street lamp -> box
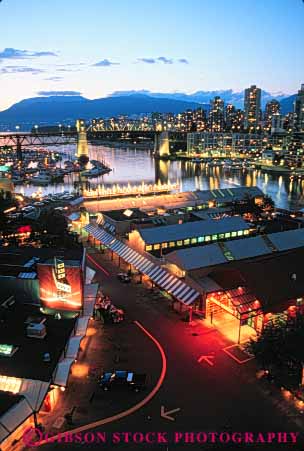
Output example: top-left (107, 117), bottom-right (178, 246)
top-left (34, 125), bottom-right (38, 133)
top-left (15, 125), bottom-right (20, 132)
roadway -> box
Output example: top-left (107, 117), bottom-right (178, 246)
top-left (39, 247), bottom-right (303, 451)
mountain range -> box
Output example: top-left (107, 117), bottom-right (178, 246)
top-left (0, 90), bottom-right (296, 130)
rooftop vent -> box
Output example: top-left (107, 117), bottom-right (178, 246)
top-left (26, 322), bottom-right (47, 339)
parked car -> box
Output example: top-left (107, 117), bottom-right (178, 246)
top-left (98, 370), bottom-right (147, 392)
top-left (117, 272), bottom-right (131, 283)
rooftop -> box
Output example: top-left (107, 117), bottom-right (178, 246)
top-left (101, 208), bottom-right (150, 222)
top-left (84, 186), bottom-right (264, 214)
top-left (0, 247), bottom-right (83, 278)
top-left (166, 228), bottom-right (304, 271)
top-left (0, 301), bottom-right (77, 381)
top-left (138, 216), bottom-right (250, 245)
top-left (209, 247), bottom-right (304, 312)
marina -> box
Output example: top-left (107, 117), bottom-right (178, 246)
top-left (4, 144), bottom-right (303, 210)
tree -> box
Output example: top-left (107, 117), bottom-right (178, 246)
top-left (248, 312), bottom-right (304, 388)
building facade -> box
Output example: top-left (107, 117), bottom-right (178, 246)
top-left (294, 84), bottom-right (304, 132)
top-left (244, 85), bottom-right (261, 131)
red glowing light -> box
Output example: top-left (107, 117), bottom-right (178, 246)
top-left (17, 225), bottom-right (31, 234)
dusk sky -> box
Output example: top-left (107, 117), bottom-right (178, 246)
top-left (0, 0), bottom-right (303, 110)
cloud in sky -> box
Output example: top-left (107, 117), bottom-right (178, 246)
top-left (93, 59), bottom-right (120, 67)
top-left (37, 90), bottom-right (81, 96)
top-left (44, 76), bottom-right (63, 81)
top-left (157, 56), bottom-right (173, 64)
top-left (0, 48), bottom-right (58, 60)
top-left (137, 57), bottom-right (188, 65)
top-left (178, 58), bottom-right (189, 64)
top-left (137, 58), bottom-right (156, 64)
top-left (0, 66), bottom-right (45, 74)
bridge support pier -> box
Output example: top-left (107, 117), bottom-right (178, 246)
top-left (154, 131), bottom-right (170, 158)
top-left (76, 119), bottom-right (89, 163)
top-left (16, 136), bottom-right (22, 161)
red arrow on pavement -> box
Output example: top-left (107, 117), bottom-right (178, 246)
top-left (197, 355), bottom-right (215, 366)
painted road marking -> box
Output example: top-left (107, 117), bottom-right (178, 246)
top-left (37, 320), bottom-right (167, 446)
top-left (222, 344), bottom-right (254, 364)
top-left (161, 406), bottom-right (181, 421)
top-left (197, 355), bottom-right (215, 366)
top-left (87, 254), bottom-right (110, 276)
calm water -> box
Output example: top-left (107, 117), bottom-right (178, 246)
top-left (15, 143), bottom-right (304, 210)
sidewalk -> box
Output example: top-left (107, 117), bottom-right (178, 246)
top-left (39, 314), bottom-right (161, 436)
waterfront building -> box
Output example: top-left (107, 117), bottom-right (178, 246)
top-left (244, 85), bottom-right (261, 131)
top-left (128, 216), bottom-right (251, 257)
top-left (187, 131), bottom-right (264, 156)
top-left (165, 228), bottom-right (304, 342)
top-left (294, 84), bottom-right (304, 132)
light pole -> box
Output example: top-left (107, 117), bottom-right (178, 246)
top-left (34, 124), bottom-right (38, 133)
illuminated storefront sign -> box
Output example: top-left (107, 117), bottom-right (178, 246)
top-left (37, 259), bottom-right (83, 311)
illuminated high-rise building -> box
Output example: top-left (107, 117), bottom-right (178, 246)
top-left (244, 85), bottom-right (261, 131)
top-left (264, 99), bottom-right (280, 132)
top-left (294, 84), bottom-right (304, 132)
top-left (209, 96), bottom-right (225, 132)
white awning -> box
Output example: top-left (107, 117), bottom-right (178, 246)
top-left (85, 267), bottom-right (96, 284)
top-left (0, 398), bottom-right (33, 433)
top-left (53, 358), bottom-right (74, 387)
top-left (66, 336), bottom-right (84, 360)
top-left (75, 316), bottom-right (90, 336)
top-left (83, 283), bottom-right (99, 316)
top-left (19, 380), bottom-right (50, 411)
top-left (84, 224), bottom-right (200, 306)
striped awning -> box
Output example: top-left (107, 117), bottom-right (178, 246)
top-left (84, 224), bottom-right (200, 306)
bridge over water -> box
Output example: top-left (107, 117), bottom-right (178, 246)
top-left (0, 124), bottom-right (187, 160)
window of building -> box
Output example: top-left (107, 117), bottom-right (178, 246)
top-left (198, 236), bottom-right (205, 243)
top-left (153, 244), bottom-right (160, 250)
top-left (177, 240), bottom-right (183, 246)
top-left (219, 233), bottom-right (225, 239)
top-left (184, 239), bottom-right (190, 245)
top-left (231, 231), bottom-right (237, 237)
top-left (225, 232), bottom-right (231, 238)
top-left (191, 238), bottom-right (197, 244)
top-left (237, 230), bottom-right (243, 236)
top-left (169, 241), bottom-right (175, 248)
top-left (146, 245), bottom-right (152, 252)
top-left (212, 234), bottom-right (218, 241)
top-left (244, 230), bottom-right (249, 235)
top-left (162, 242), bottom-right (168, 249)
top-left (205, 235), bottom-right (211, 242)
